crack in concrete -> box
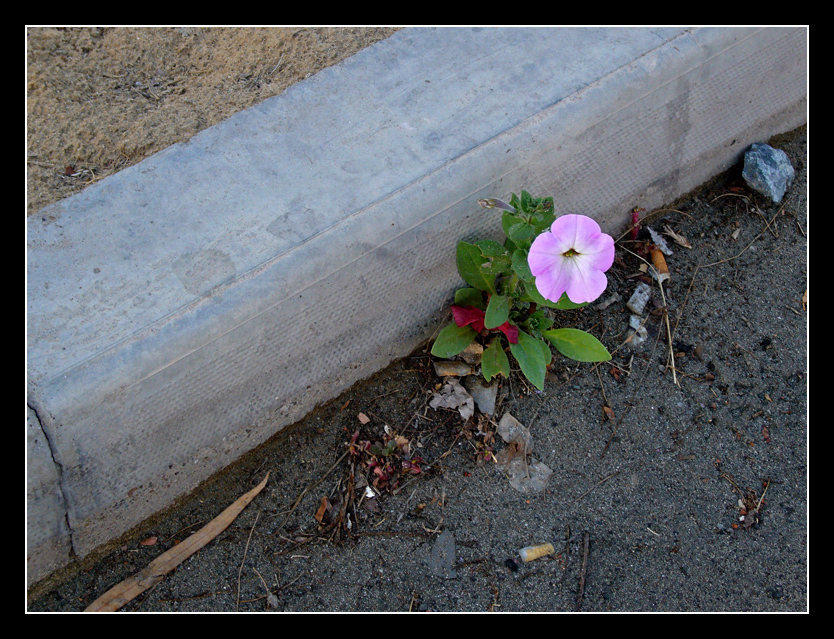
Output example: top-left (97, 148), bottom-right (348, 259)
top-left (27, 398), bottom-right (79, 560)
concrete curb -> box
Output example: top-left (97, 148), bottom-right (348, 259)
top-left (27, 26), bottom-right (807, 588)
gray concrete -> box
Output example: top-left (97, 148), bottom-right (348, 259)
top-left (26, 26), bottom-right (807, 588)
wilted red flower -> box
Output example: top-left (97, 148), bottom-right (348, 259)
top-left (451, 304), bottom-right (519, 344)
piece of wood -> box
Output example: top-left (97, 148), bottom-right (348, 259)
top-left (85, 472), bottom-right (270, 612)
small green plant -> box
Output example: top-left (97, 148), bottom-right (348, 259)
top-left (431, 191), bottom-right (614, 390)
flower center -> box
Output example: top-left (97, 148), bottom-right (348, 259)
top-left (562, 248), bottom-right (579, 258)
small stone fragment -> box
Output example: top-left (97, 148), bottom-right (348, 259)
top-left (429, 530), bottom-right (457, 579)
top-left (459, 341), bottom-right (484, 366)
top-left (497, 413), bottom-right (532, 452)
top-left (433, 360), bottom-right (473, 377)
top-left (626, 283), bottom-right (651, 314)
top-left (742, 142), bottom-right (795, 203)
top-left (595, 291), bottom-right (621, 310)
top-left (626, 315), bottom-right (648, 348)
top-left (463, 375), bottom-right (498, 415)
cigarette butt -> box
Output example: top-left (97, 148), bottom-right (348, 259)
top-left (650, 248), bottom-right (670, 283)
top-left (518, 543), bottom-right (555, 562)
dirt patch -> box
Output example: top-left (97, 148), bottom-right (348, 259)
top-left (26, 28), bottom-right (807, 611)
top-left (26, 27), bottom-right (400, 216)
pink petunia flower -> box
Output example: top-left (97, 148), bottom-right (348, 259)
top-left (528, 214), bottom-right (615, 304)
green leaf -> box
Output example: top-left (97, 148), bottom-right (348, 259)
top-left (454, 287), bottom-right (486, 310)
top-left (532, 210), bottom-right (556, 234)
top-left (484, 294), bottom-right (510, 329)
top-left (552, 293), bottom-right (588, 310)
top-left (541, 328), bottom-right (612, 362)
top-left (512, 249), bottom-right (534, 283)
top-left (527, 309), bottom-right (553, 332)
top-left (538, 337), bottom-right (553, 368)
top-left (519, 280), bottom-right (562, 308)
top-left (482, 337), bottom-right (510, 382)
top-left (456, 241), bottom-right (495, 293)
top-left (521, 282), bottom-right (588, 310)
top-left (431, 323), bottom-right (477, 359)
top-left (509, 330), bottom-right (547, 390)
top-left (475, 240), bottom-right (507, 257)
top-left (507, 222), bottom-right (536, 247)
top-left (502, 212), bottom-right (525, 238)
top-left (483, 253), bottom-right (512, 281)
top-left (520, 190), bottom-right (533, 213)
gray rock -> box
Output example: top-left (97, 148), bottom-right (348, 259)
top-left (463, 375), bottom-right (498, 415)
top-left (626, 282), bottom-right (651, 314)
top-left (742, 142), bottom-right (795, 203)
top-left (429, 530), bottom-right (457, 579)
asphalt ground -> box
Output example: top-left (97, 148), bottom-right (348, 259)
top-left (28, 127), bottom-right (807, 612)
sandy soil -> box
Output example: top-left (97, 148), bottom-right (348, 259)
top-left (26, 27), bottom-right (400, 216)
top-left (26, 28), bottom-right (807, 612)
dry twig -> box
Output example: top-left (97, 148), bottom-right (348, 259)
top-left (575, 532), bottom-right (590, 611)
top-left (236, 511), bottom-right (261, 611)
top-left (85, 473), bottom-right (270, 612)
top-left (702, 206), bottom-right (783, 268)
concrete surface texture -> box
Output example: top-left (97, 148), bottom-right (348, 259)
top-left (26, 26), bottom-right (807, 589)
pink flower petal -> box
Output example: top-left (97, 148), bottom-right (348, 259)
top-left (527, 214), bottom-right (615, 304)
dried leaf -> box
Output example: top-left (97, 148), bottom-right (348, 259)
top-left (429, 377), bottom-right (474, 420)
top-left (84, 473), bottom-right (270, 612)
top-left (663, 225), bottom-right (692, 249)
top-left (394, 435), bottom-right (410, 454)
top-left (362, 497), bottom-right (380, 513)
top-left (602, 405), bottom-right (615, 422)
top-left (357, 412), bottom-right (371, 424)
top-left (139, 537), bottom-right (157, 546)
top-left (647, 227), bottom-right (673, 255)
top-left (314, 496), bottom-right (331, 524)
